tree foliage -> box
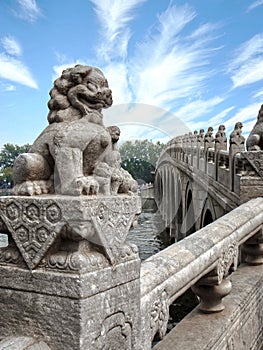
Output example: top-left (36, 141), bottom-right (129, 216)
top-left (119, 140), bottom-right (165, 183)
top-left (0, 143), bottom-right (31, 188)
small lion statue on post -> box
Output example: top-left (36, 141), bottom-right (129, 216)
top-left (13, 65), bottom-right (137, 196)
top-left (246, 104), bottom-right (263, 151)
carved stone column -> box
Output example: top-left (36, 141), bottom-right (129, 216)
top-left (0, 195), bottom-right (141, 350)
top-left (191, 243), bottom-right (238, 313)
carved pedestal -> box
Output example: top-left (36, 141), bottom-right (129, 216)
top-left (192, 278), bottom-right (232, 313)
top-left (0, 195), bottom-right (141, 350)
top-left (192, 243), bottom-right (237, 313)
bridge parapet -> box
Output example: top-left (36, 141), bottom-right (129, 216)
top-left (155, 104), bottom-right (263, 238)
top-left (140, 197), bottom-right (263, 349)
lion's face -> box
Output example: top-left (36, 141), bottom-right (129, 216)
top-left (47, 65), bottom-right (113, 124)
top-left (81, 69), bottom-right (113, 110)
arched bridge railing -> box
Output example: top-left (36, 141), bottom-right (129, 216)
top-left (155, 104), bottom-right (263, 238)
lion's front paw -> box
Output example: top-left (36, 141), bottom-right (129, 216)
top-left (13, 179), bottom-right (54, 196)
top-left (75, 176), bottom-right (99, 195)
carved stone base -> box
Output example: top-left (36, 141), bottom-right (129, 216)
top-left (0, 195), bottom-right (141, 269)
top-left (0, 194), bottom-right (141, 349)
top-left (0, 254), bottom-right (141, 350)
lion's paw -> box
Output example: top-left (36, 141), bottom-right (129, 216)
top-left (13, 179), bottom-right (53, 196)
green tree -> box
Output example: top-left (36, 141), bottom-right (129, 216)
top-left (0, 143), bottom-right (31, 188)
top-left (119, 140), bottom-right (165, 183)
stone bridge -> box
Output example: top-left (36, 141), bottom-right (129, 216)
top-left (155, 118), bottom-right (263, 240)
top-left (0, 66), bottom-right (262, 350)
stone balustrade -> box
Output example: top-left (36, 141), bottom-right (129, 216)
top-left (158, 122), bottom-right (263, 203)
top-left (140, 197), bottom-right (263, 349)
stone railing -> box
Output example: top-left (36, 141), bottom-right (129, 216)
top-left (158, 121), bottom-right (263, 202)
top-left (140, 197), bottom-right (263, 349)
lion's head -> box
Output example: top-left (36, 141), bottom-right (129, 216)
top-left (47, 65), bottom-right (113, 124)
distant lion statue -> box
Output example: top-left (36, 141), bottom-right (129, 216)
top-left (246, 104), bottom-right (263, 151)
top-left (13, 65), bottom-right (137, 196)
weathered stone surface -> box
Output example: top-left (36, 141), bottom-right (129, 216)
top-left (229, 122), bottom-right (245, 155)
top-left (215, 125), bottom-right (227, 152)
top-left (153, 264), bottom-right (263, 350)
top-left (12, 65), bottom-right (137, 197)
top-left (0, 336), bottom-right (51, 350)
top-left (140, 198), bottom-right (263, 349)
top-left (0, 195), bottom-right (140, 269)
top-left (246, 103), bottom-right (263, 151)
top-left (204, 127), bottom-right (214, 151)
top-left (0, 265), bottom-right (141, 350)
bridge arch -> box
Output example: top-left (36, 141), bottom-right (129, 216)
top-left (200, 197), bottom-right (216, 228)
top-left (183, 181), bottom-right (196, 237)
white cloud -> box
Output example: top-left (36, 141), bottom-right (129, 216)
top-left (6, 84), bottom-right (16, 91)
top-left (208, 106), bottom-right (235, 127)
top-left (102, 63), bottom-right (132, 105)
top-left (88, 0), bottom-right (223, 123)
top-left (247, 0), bottom-right (263, 12)
top-left (223, 103), bottom-right (260, 133)
top-left (15, 0), bottom-right (42, 22)
top-left (229, 34), bottom-right (263, 88)
top-left (128, 4), bottom-right (221, 110)
top-left (1, 36), bottom-right (22, 56)
top-left (0, 53), bottom-right (38, 89)
top-left (90, 0), bottom-right (146, 61)
top-left (172, 97), bottom-right (224, 123)
top-left (253, 89), bottom-right (263, 99)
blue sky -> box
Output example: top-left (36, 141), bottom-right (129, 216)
top-left (0, 0), bottom-right (263, 148)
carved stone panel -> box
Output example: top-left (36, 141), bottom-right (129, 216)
top-left (150, 289), bottom-right (169, 340)
top-left (242, 151), bottom-right (263, 178)
top-left (93, 312), bottom-right (132, 350)
top-left (0, 199), bottom-right (63, 269)
top-left (0, 195), bottom-right (140, 269)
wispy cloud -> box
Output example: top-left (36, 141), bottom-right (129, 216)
top-left (0, 35), bottom-right (38, 89)
top-left (208, 106), bottom-right (235, 127)
top-left (88, 1), bottom-right (224, 139)
top-left (1, 36), bottom-right (22, 56)
top-left (0, 53), bottom-right (38, 89)
top-left (0, 82), bottom-right (16, 92)
top-left (247, 0), bottom-right (263, 12)
top-left (172, 97), bottom-right (224, 123)
top-left (228, 33), bottom-right (263, 88)
top-left (15, 0), bottom-right (42, 22)
top-left (223, 102), bottom-right (260, 133)
top-left (90, 0), bottom-right (146, 61)
top-left (253, 88), bottom-right (263, 99)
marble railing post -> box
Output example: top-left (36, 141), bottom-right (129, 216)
top-left (229, 122), bottom-right (245, 191)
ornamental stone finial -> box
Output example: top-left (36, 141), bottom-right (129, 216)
top-left (197, 129), bottom-right (205, 147)
top-left (229, 122), bottom-right (245, 155)
top-left (215, 125), bottom-right (227, 152)
top-left (246, 104), bottom-right (263, 151)
top-left (204, 127), bottom-right (214, 151)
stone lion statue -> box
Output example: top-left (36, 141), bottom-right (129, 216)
top-left (246, 104), bottom-right (263, 151)
top-left (13, 65), bottom-right (137, 196)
